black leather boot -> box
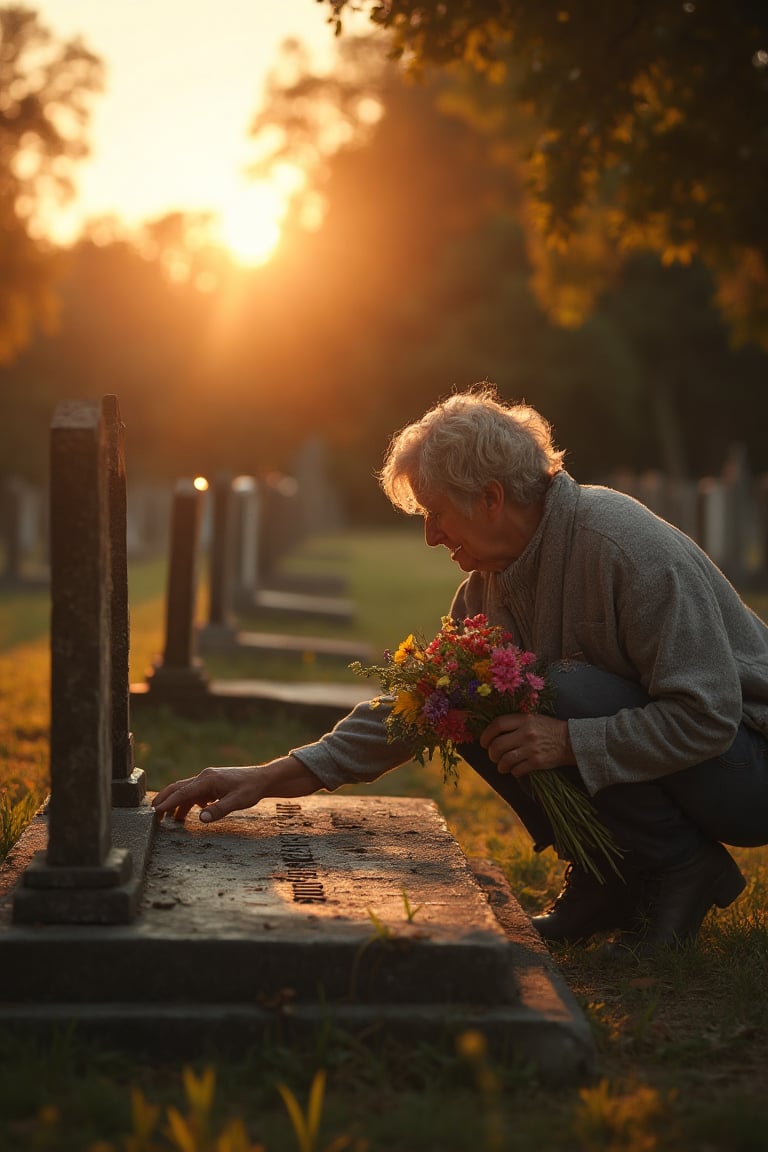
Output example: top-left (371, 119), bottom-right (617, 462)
top-left (603, 841), bottom-right (746, 961)
top-left (531, 863), bottom-right (644, 944)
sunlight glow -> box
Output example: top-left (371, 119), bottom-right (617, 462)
top-left (216, 181), bottom-right (286, 267)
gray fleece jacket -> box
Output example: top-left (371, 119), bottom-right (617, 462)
top-left (291, 471), bottom-right (768, 797)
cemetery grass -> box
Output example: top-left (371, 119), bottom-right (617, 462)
top-left (1, 530), bottom-right (768, 1150)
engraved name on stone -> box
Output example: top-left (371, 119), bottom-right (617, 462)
top-left (275, 801), bottom-right (326, 904)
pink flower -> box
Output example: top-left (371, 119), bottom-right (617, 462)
top-left (489, 646), bottom-right (523, 693)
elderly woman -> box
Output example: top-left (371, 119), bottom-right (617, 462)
top-left (153, 386), bottom-right (768, 958)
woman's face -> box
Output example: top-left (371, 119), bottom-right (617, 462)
top-left (419, 487), bottom-right (520, 572)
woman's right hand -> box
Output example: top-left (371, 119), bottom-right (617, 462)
top-left (151, 755), bottom-right (322, 824)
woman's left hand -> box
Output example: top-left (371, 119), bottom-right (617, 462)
top-left (479, 714), bottom-right (575, 776)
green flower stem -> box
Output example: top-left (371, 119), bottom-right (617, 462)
top-left (528, 770), bottom-right (624, 884)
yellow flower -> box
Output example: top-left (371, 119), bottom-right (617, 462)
top-left (476, 683), bottom-right (492, 696)
top-left (394, 634), bottom-right (421, 664)
top-left (436, 675), bottom-right (451, 688)
top-left (392, 690), bottom-right (423, 724)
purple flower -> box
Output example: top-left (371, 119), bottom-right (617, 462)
top-left (423, 692), bottom-right (450, 724)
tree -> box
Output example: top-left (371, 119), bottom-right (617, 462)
top-left (5, 30), bottom-right (767, 497)
top-left (243, 35), bottom-right (768, 494)
top-left (0, 5), bottom-right (102, 362)
top-left (322, 1), bottom-right (768, 346)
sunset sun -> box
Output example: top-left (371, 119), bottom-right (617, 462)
top-left (216, 181), bottom-right (286, 267)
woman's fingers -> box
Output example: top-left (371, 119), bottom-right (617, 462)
top-left (152, 767), bottom-right (255, 822)
top-left (480, 714), bottom-right (573, 775)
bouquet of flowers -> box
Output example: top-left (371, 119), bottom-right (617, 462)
top-left (351, 614), bottom-right (622, 883)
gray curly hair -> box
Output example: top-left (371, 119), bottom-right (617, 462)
top-left (379, 384), bottom-right (564, 514)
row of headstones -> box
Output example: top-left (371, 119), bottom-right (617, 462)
top-left (0, 474), bottom-right (171, 579)
top-left (605, 443), bottom-right (766, 587)
top-left (0, 473), bottom-right (309, 586)
top-left (0, 436), bottom-right (343, 588)
top-left (13, 397), bottom-right (148, 924)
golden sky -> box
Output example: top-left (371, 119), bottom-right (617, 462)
top-left (34, 0), bottom-right (360, 256)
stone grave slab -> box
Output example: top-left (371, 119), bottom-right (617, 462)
top-left (249, 587), bottom-right (357, 625)
top-left (0, 795), bottom-right (595, 1080)
top-left (197, 626), bottom-right (373, 666)
top-left (131, 676), bottom-right (371, 726)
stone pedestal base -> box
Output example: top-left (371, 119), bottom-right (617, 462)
top-left (112, 766), bottom-right (148, 808)
top-left (144, 660), bottom-right (210, 699)
top-left (7, 805), bottom-right (155, 926)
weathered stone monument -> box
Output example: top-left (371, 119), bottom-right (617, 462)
top-left (104, 396), bottom-right (147, 806)
top-left (10, 397), bottom-right (153, 925)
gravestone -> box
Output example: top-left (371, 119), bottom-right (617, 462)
top-left (126, 482), bottom-right (172, 560)
top-left (636, 470), bottom-right (668, 520)
top-left (197, 470), bottom-right (240, 648)
top-left (696, 477), bottom-right (728, 570)
top-left (292, 436), bottom-right (343, 537)
top-left (664, 476), bottom-right (698, 540)
top-left (0, 475), bottom-right (48, 587)
top-left (721, 442), bottom-right (754, 585)
top-left (0, 796), bottom-right (596, 1079)
top-left (144, 478), bottom-right (210, 699)
top-left (230, 474), bottom-right (260, 611)
top-left (754, 474), bottom-right (768, 585)
top-left (12, 400), bottom-right (152, 925)
top-left (1, 475), bottom-right (23, 583)
top-left (206, 469), bottom-right (236, 636)
top-left (103, 396), bottom-right (147, 806)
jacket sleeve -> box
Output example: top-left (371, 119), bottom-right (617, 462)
top-left (569, 550), bottom-right (743, 795)
top-left (289, 698), bottom-right (413, 791)
top-left (291, 576), bottom-right (473, 791)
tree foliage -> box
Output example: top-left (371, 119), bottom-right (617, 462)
top-left (323, 0), bottom-right (768, 345)
top-left (2, 31), bottom-right (767, 504)
top-left (0, 5), bottom-right (102, 362)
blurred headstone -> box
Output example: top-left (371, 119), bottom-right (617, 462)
top-left (0, 476), bottom-right (48, 585)
top-left (0, 475), bottom-right (23, 582)
top-left (292, 436), bottom-right (343, 536)
top-left (126, 483), bottom-right (172, 560)
top-left (258, 472), bottom-right (302, 587)
top-left (721, 442), bottom-right (753, 585)
top-left (696, 478), bottom-right (728, 569)
top-left (636, 470), bottom-right (668, 520)
top-left (206, 470), bottom-right (236, 635)
top-left (664, 477), bottom-right (698, 538)
top-left (145, 478), bottom-right (209, 699)
top-left (231, 475), bottom-right (260, 609)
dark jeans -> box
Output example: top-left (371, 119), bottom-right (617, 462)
top-left (459, 663), bottom-right (768, 873)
